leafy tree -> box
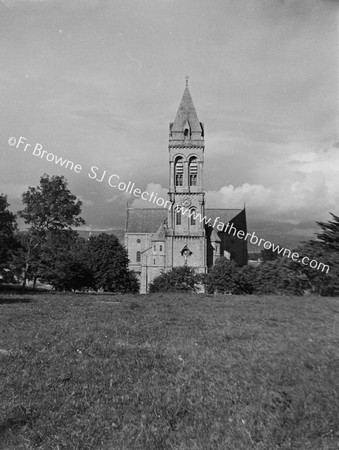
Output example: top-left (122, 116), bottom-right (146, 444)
top-left (289, 212), bottom-right (339, 296)
top-left (86, 233), bottom-right (139, 293)
top-left (243, 258), bottom-right (309, 296)
top-left (294, 241), bottom-right (339, 296)
top-left (19, 174), bottom-right (85, 233)
top-left (0, 194), bottom-right (18, 280)
top-left (315, 213), bottom-right (339, 251)
top-left (18, 174), bottom-right (85, 287)
top-left (10, 231), bottom-right (41, 285)
top-left (206, 258), bottom-right (252, 294)
top-left (149, 266), bottom-right (201, 293)
top-left (38, 230), bottom-right (94, 291)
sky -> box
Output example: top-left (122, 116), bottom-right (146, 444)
top-left (0, 0), bottom-right (338, 250)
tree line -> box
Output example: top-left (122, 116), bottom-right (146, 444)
top-left (149, 215), bottom-right (339, 296)
top-left (1, 173), bottom-right (338, 296)
top-left (0, 174), bottom-right (139, 292)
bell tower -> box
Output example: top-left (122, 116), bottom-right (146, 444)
top-left (165, 79), bottom-right (207, 271)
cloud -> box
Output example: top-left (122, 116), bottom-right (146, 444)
top-left (128, 140), bottom-right (339, 239)
top-left (77, 196), bottom-right (94, 207)
top-left (206, 141), bottom-right (339, 227)
top-left (1, 0), bottom-right (52, 7)
top-left (1, 0), bottom-right (99, 7)
top-left (0, 0), bottom-right (337, 244)
top-left (0, 182), bottom-right (29, 200)
top-left (131, 183), bottom-right (168, 209)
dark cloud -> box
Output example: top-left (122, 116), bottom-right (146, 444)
top-left (0, 0), bottom-right (337, 248)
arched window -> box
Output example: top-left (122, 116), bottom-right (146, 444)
top-left (189, 157), bottom-right (198, 186)
top-left (175, 157), bottom-right (184, 186)
top-left (176, 207), bottom-right (182, 225)
top-left (190, 209), bottom-right (196, 226)
top-left (136, 251), bottom-right (141, 263)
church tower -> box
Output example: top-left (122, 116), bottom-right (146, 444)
top-left (165, 79), bottom-right (207, 272)
top-left (125, 80), bottom-right (248, 293)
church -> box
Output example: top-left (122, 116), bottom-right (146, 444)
top-left (125, 82), bottom-right (248, 293)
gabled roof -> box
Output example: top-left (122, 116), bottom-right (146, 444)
top-left (171, 86), bottom-right (202, 133)
top-left (152, 222), bottom-right (166, 242)
top-left (126, 208), bottom-right (167, 234)
top-left (210, 228), bottom-right (221, 242)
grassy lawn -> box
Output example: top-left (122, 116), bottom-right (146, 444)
top-left (0, 292), bottom-right (339, 450)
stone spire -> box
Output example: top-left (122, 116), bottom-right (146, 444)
top-left (171, 85), bottom-right (202, 133)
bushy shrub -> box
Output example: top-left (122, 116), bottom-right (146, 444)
top-left (86, 234), bottom-right (139, 293)
top-left (243, 259), bottom-right (310, 296)
top-left (206, 258), bottom-right (253, 294)
top-left (294, 242), bottom-right (339, 296)
top-left (205, 257), bottom-right (310, 296)
top-left (38, 230), bottom-right (94, 291)
top-left (149, 266), bottom-right (201, 293)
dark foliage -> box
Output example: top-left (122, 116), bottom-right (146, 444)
top-left (316, 213), bottom-right (339, 251)
top-left (38, 230), bottom-right (94, 291)
top-left (149, 266), bottom-right (201, 293)
top-left (18, 174), bottom-right (85, 233)
top-left (0, 194), bottom-right (18, 279)
top-left (206, 258), bottom-right (253, 294)
top-left (294, 241), bottom-right (339, 296)
top-left (85, 233), bottom-right (139, 293)
top-left (242, 259), bottom-right (310, 296)
top-left (17, 174), bottom-right (85, 287)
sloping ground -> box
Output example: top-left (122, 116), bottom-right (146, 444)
top-left (0, 293), bottom-right (338, 450)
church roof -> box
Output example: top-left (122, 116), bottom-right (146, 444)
top-left (171, 86), bottom-right (202, 133)
top-left (210, 228), bottom-right (221, 242)
top-left (126, 208), bottom-right (167, 233)
top-left (152, 222), bottom-right (166, 241)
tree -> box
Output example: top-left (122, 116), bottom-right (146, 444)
top-left (0, 194), bottom-right (18, 280)
top-left (315, 213), bottom-right (339, 251)
top-left (10, 231), bottom-right (41, 285)
top-left (295, 241), bottom-right (339, 296)
top-left (85, 233), bottom-right (139, 293)
top-left (38, 230), bottom-right (94, 291)
top-left (149, 266), bottom-right (201, 293)
top-left (18, 174), bottom-right (85, 287)
top-left (206, 258), bottom-right (252, 294)
top-left (243, 258), bottom-right (309, 296)
top-left (19, 174), bottom-right (85, 233)
top-left (290, 212), bottom-right (339, 296)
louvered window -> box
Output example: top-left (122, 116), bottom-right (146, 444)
top-left (189, 157), bottom-right (198, 186)
top-left (175, 157), bottom-right (183, 186)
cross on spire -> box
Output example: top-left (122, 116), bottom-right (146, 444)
top-left (185, 74), bottom-right (189, 87)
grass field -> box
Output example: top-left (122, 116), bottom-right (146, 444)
top-left (0, 292), bottom-right (339, 450)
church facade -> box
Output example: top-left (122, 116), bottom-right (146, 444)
top-left (125, 83), bottom-right (247, 293)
